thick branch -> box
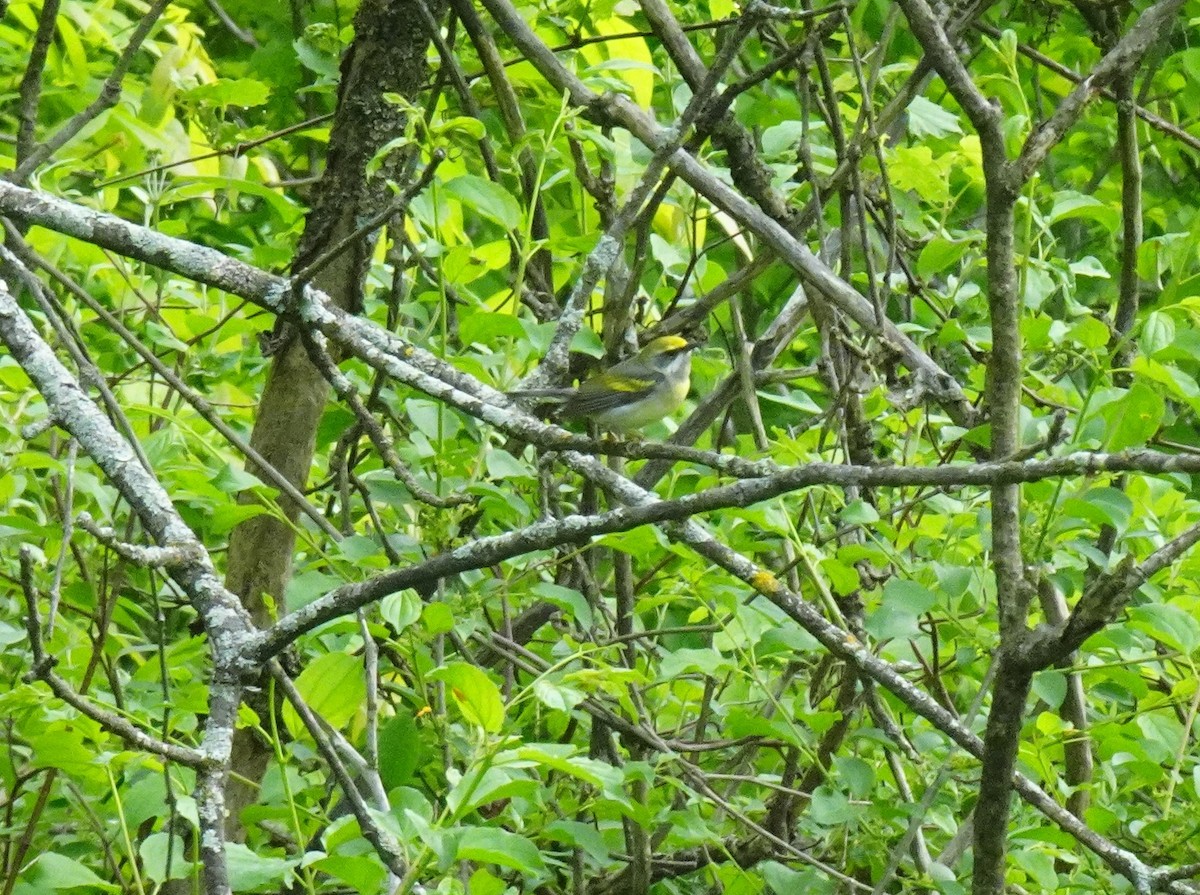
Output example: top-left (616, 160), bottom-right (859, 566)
top-left (1012, 0), bottom-right (1185, 185)
top-left (0, 279), bottom-right (254, 664)
top-left (894, 0), bottom-right (1004, 145)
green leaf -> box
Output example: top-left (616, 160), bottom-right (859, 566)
top-left (757, 389), bottom-right (822, 413)
top-left (569, 327), bottom-right (606, 358)
top-left (1068, 315), bottom-right (1111, 349)
top-left (1131, 358), bottom-right (1200, 409)
top-left (907, 95), bottom-right (963, 138)
top-left (444, 175), bottom-right (522, 229)
top-left (381, 589), bottom-right (423, 633)
top-left (422, 602), bottom-right (456, 635)
top-left (917, 237), bottom-right (970, 278)
top-left (24, 853), bottom-right (118, 890)
top-left (467, 868), bottom-right (508, 895)
top-left (516, 744), bottom-right (624, 792)
top-left (1129, 603), bottom-right (1200, 654)
top-left (27, 726), bottom-right (98, 779)
top-left (485, 449), bottom-right (532, 480)
top-left (531, 582), bottom-right (593, 627)
top-left (284, 571), bottom-right (340, 611)
top-left (1048, 191), bottom-right (1120, 231)
top-left (1100, 381), bottom-right (1164, 450)
top-left (448, 767), bottom-right (538, 815)
top-left (1013, 848), bottom-right (1059, 891)
top-left (761, 121), bottom-right (804, 159)
top-left (659, 647), bottom-right (735, 679)
top-left (429, 663), bottom-right (505, 733)
top-left (456, 827), bottom-right (546, 874)
top-left (762, 860), bottom-right (805, 894)
top-left (139, 833), bottom-right (191, 883)
top-left (866, 580), bottom-right (936, 642)
top-left (378, 712), bottom-right (421, 789)
top-left (1141, 310), bottom-right (1176, 356)
top-left (832, 755), bottom-right (875, 797)
top-left (1081, 487), bottom-right (1133, 531)
top-left (459, 310), bottom-right (526, 347)
top-left (840, 500), bottom-right (879, 524)
top-left (185, 78), bottom-right (271, 108)
top-left (309, 855), bottom-right (389, 894)
top-left (809, 785), bottom-right (857, 825)
top-left (406, 398), bottom-right (460, 440)
top-left (1069, 256), bottom-right (1111, 278)
top-left (433, 116), bottom-right (487, 140)
top-left (1032, 671), bottom-right (1067, 708)
top-left (533, 677), bottom-right (586, 711)
top-left (543, 820), bottom-right (611, 863)
top-left (283, 652), bottom-right (367, 739)
top-left (883, 579), bottom-right (937, 614)
top-left (889, 146), bottom-right (949, 202)
top-left (226, 842), bottom-right (298, 889)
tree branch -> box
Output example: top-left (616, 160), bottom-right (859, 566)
top-left (18, 547), bottom-right (207, 767)
top-left (1011, 0), bottom-right (1185, 186)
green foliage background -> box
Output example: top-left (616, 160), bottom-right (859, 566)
top-left (3, 0), bottom-right (1200, 893)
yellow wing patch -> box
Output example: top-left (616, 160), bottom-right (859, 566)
top-left (610, 377), bottom-right (654, 393)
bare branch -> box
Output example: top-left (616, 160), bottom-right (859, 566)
top-left (1012, 0), bottom-right (1186, 186)
top-left (18, 547), bottom-right (207, 768)
top-left (475, 0), bottom-right (978, 426)
top-left (10, 0), bottom-right (174, 183)
top-left (270, 663), bottom-right (408, 877)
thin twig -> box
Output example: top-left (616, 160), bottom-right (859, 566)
top-left (11, 0), bottom-right (174, 182)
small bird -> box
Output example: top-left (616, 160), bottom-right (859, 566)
top-left (510, 335), bottom-right (696, 432)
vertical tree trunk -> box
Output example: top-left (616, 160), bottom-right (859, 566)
top-left (221, 0), bottom-right (446, 840)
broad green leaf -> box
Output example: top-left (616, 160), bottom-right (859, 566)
top-left (226, 842), bottom-right (298, 889)
top-left (378, 712), bottom-right (421, 789)
top-left (1141, 310), bottom-right (1176, 356)
top-left (422, 602), bottom-right (456, 635)
top-left (907, 95), bottom-right (963, 137)
top-left (1013, 849), bottom-right (1059, 891)
top-left (283, 652), bottom-right (367, 739)
top-left (284, 571), bottom-right (340, 611)
top-left (309, 855), bottom-right (389, 894)
top-left (381, 589), bottom-right (423, 633)
top-left (543, 819), bottom-right (611, 863)
top-left (185, 78), bottom-right (271, 108)
top-left (1129, 603), bottom-right (1200, 654)
top-left (532, 677), bottom-right (586, 711)
top-left (447, 767), bottom-right (539, 816)
top-left (1100, 381), bottom-right (1164, 450)
top-left (889, 146), bottom-right (950, 202)
top-left (139, 833), bottom-right (191, 883)
top-left (1048, 191), bottom-right (1120, 230)
top-left (882, 579), bottom-right (937, 614)
top-left (444, 175), bottom-right (522, 230)
top-left (459, 310), bottom-right (526, 347)
top-left (456, 827), bottom-right (546, 874)
top-left (515, 744), bottom-right (624, 792)
top-left (23, 853), bottom-right (117, 891)
top-left (530, 582), bottom-right (593, 627)
top-left (809, 784), bottom-right (857, 825)
top-left (918, 237), bottom-right (970, 278)
top-left (467, 868), bottom-right (507, 895)
top-left (429, 663), bottom-right (505, 733)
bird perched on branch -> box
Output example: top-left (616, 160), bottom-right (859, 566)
top-left (510, 335), bottom-right (697, 432)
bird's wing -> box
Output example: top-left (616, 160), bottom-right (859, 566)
top-left (562, 370), bottom-right (662, 416)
